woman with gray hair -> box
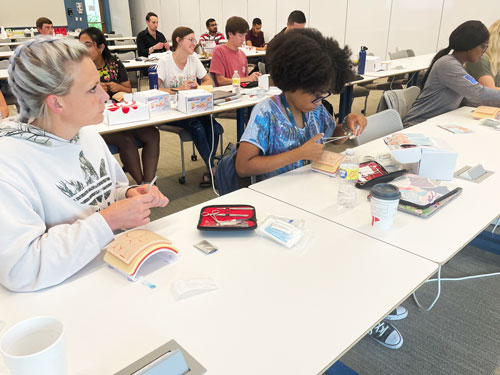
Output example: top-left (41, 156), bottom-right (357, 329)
top-left (0, 36), bottom-right (169, 292)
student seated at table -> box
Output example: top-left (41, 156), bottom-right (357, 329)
top-left (80, 27), bottom-right (161, 185)
top-left (157, 26), bottom-right (223, 187)
top-left (0, 91), bottom-right (8, 119)
top-left (36, 17), bottom-right (53, 36)
top-left (136, 12), bottom-right (170, 57)
top-left (403, 20), bottom-right (500, 127)
top-left (246, 18), bottom-right (267, 50)
top-left (0, 37), bottom-right (168, 292)
top-left (235, 29), bottom-right (409, 351)
top-left (466, 19), bottom-right (500, 89)
top-left (235, 28), bottom-right (366, 181)
top-left (272, 10), bottom-right (306, 41)
top-left (209, 16), bottom-right (261, 86)
top-left (199, 18), bottom-right (226, 45)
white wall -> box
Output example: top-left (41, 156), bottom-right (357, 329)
top-left (5, 0), bottom-right (500, 61)
top-left (0, 1), bottom-right (67, 28)
top-left (344, 0), bottom-right (392, 58)
top-left (109, 0), bottom-right (133, 36)
top-left (387, 0), bottom-right (443, 57)
top-left (438, 0), bottom-right (500, 50)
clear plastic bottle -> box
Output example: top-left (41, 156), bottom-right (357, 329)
top-left (232, 70), bottom-right (241, 94)
top-left (337, 148), bottom-right (359, 208)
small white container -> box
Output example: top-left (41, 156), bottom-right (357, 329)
top-left (133, 89), bottom-right (170, 116)
top-left (177, 89), bottom-right (213, 114)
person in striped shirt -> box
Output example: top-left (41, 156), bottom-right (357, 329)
top-left (199, 18), bottom-right (226, 45)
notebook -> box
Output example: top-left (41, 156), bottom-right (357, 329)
top-left (398, 187), bottom-right (462, 218)
top-left (391, 174), bottom-right (462, 209)
top-left (213, 90), bottom-right (236, 101)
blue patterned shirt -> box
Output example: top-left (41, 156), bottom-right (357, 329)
top-left (241, 96), bottom-right (336, 180)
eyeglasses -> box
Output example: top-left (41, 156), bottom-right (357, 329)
top-left (312, 91), bottom-right (331, 105)
top-left (481, 43), bottom-right (489, 53)
top-left (186, 37), bottom-right (196, 43)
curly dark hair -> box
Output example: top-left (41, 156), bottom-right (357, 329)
top-left (267, 28), bottom-right (353, 94)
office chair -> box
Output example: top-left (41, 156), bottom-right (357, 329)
top-left (376, 86), bottom-right (421, 119)
top-left (354, 109), bottom-right (403, 146)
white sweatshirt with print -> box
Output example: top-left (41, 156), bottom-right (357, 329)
top-left (0, 121), bottom-right (129, 292)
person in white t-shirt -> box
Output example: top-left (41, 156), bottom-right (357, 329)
top-left (158, 26), bottom-right (223, 187)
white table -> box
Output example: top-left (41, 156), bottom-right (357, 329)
top-left (0, 69), bottom-right (7, 81)
top-left (0, 51), bottom-right (13, 59)
top-left (109, 44), bottom-right (137, 52)
top-left (363, 53), bottom-right (434, 79)
top-left (0, 189), bottom-right (437, 375)
top-left (93, 85), bottom-right (278, 140)
top-left (0, 41), bottom-right (21, 47)
top-left (122, 59), bottom-right (156, 70)
top-left (249, 107), bottom-right (500, 264)
top-left (106, 36), bottom-right (136, 42)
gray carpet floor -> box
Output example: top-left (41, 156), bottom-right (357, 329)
top-left (338, 241), bottom-right (500, 375)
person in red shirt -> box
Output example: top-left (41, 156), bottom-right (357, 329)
top-left (209, 16), bottom-right (261, 86)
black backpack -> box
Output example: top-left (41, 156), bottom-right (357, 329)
top-left (215, 143), bottom-right (252, 195)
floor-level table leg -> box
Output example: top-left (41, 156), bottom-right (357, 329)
top-left (236, 107), bottom-right (245, 141)
top-left (338, 85), bottom-right (354, 123)
top-left (407, 70), bottom-right (420, 87)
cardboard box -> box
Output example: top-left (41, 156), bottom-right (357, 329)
top-left (364, 56), bottom-right (382, 72)
top-left (133, 89), bottom-right (170, 116)
top-left (388, 137), bottom-right (457, 181)
top-left (105, 101), bottom-right (150, 125)
top-left (177, 89), bottom-right (213, 114)
top-left (258, 74), bottom-right (270, 90)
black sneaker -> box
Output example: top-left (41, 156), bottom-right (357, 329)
top-left (368, 320), bottom-right (403, 349)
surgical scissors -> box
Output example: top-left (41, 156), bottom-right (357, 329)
top-left (202, 210), bottom-right (249, 227)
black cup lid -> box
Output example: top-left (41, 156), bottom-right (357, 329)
top-left (370, 183), bottom-right (401, 200)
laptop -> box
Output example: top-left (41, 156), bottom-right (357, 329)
top-left (213, 90), bottom-right (236, 101)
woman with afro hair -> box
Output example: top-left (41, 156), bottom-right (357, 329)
top-left (235, 28), bottom-right (367, 180)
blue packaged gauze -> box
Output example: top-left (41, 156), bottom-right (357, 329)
top-left (257, 216), bottom-right (305, 248)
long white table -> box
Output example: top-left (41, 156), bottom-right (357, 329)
top-left (338, 53), bottom-right (434, 122)
top-left (0, 188), bottom-right (437, 375)
top-left (0, 51), bottom-right (13, 59)
top-left (250, 107), bottom-right (500, 264)
top-left (363, 53), bottom-right (434, 79)
top-left (106, 36), bottom-right (136, 42)
top-left (109, 44), bottom-right (137, 51)
top-left (93, 85), bottom-right (277, 140)
top-left (0, 41), bottom-right (21, 47)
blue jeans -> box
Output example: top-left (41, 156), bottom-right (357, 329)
top-left (176, 115), bottom-right (222, 169)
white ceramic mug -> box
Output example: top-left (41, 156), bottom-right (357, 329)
top-left (0, 316), bottom-right (67, 375)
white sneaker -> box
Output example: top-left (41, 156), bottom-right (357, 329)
top-left (385, 305), bottom-right (408, 321)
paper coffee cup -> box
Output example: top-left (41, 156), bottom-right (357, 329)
top-left (370, 183), bottom-right (401, 230)
top-left (0, 316), bottom-right (67, 375)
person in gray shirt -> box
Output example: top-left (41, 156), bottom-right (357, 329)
top-left (404, 20), bottom-right (500, 127)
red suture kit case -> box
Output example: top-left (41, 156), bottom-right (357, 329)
top-left (197, 204), bottom-right (257, 231)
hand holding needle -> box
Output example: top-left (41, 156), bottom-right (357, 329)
top-left (146, 176), bottom-right (158, 193)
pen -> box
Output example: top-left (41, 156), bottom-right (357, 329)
top-left (146, 176), bottom-right (158, 193)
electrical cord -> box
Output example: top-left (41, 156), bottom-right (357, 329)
top-left (413, 265), bottom-right (500, 311)
top-left (209, 114), bottom-right (219, 197)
